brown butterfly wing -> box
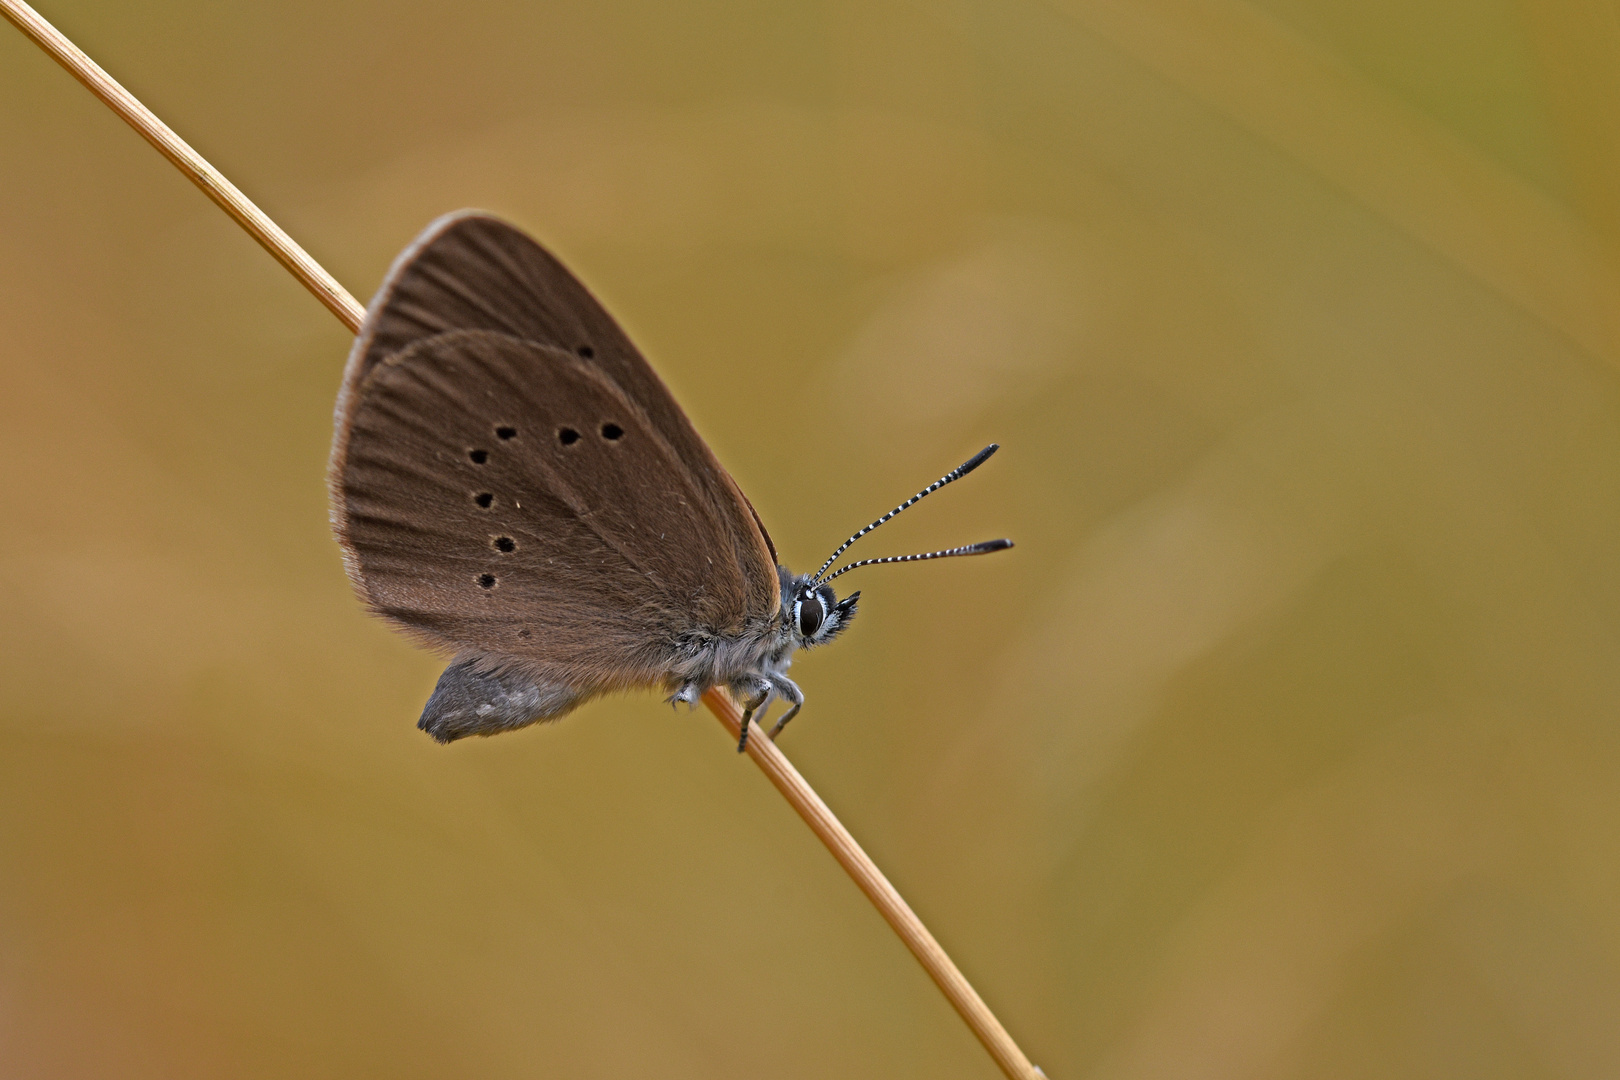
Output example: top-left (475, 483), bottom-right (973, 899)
top-left (332, 209), bottom-right (779, 578)
top-left (337, 328), bottom-right (768, 691)
top-left (329, 211), bottom-right (783, 692)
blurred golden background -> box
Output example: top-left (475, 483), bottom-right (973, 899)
top-left (4, 1), bottom-right (1620, 1077)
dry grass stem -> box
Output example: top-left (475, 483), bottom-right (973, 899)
top-left (705, 688), bottom-right (1044, 1079)
top-left (0, 0), bottom-right (365, 334)
top-left (1, 1), bottom-right (1044, 1075)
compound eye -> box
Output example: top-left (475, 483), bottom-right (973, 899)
top-left (797, 593), bottom-right (826, 637)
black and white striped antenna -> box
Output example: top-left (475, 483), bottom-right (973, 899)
top-left (813, 444), bottom-right (1003, 584)
top-left (821, 539), bottom-right (1014, 583)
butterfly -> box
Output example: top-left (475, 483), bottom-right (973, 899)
top-left (328, 211), bottom-right (1010, 751)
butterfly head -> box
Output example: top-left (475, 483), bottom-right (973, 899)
top-left (778, 445), bottom-right (1016, 652)
top-left (785, 574), bottom-right (859, 648)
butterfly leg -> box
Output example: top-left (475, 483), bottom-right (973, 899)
top-left (666, 680), bottom-right (700, 710)
top-left (766, 676), bottom-right (804, 741)
top-left (735, 678), bottom-right (774, 753)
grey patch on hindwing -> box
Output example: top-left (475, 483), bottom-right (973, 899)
top-left (419, 654), bottom-right (585, 742)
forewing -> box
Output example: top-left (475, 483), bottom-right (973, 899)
top-left (337, 329), bottom-right (762, 689)
top-left (332, 210), bottom-right (779, 610)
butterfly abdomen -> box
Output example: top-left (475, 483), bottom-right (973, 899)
top-left (418, 653), bottom-right (588, 742)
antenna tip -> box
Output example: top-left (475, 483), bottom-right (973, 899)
top-left (956, 443), bottom-right (1000, 478)
top-left (974, 538), bottom-right (1014, 553)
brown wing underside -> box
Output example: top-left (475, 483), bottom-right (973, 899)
top-left (329, 212), bottom-right (780, 685)
top-left (337, 211), bottom-right (776, 558)
top-left (341, 330), bottom-right (761, 687)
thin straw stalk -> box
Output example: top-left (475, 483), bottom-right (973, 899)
top-left (0, 0), bottom-right (365, 333)
top-left (707, 689), bottom-right (1043, 1079)
top-left (0, 3), bottom-right (1044, 1076)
